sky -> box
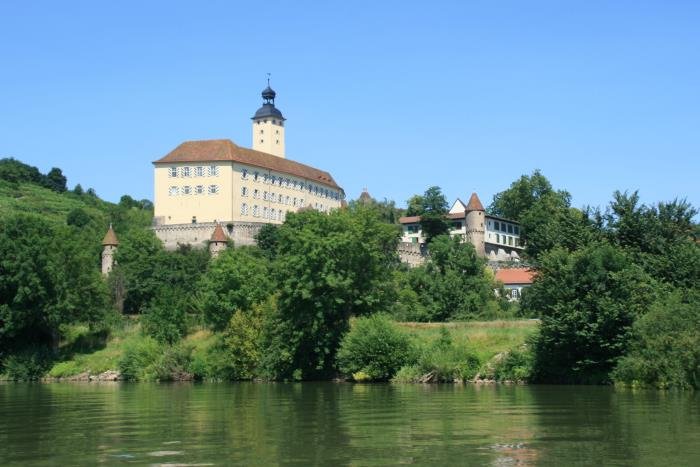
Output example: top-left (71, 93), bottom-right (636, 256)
top-left (1, 1), bottom-right (698, 212)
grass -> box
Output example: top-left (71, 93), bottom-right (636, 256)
top-left (398, 320), bottom-right (539, 362)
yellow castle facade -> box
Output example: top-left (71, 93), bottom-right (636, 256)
top-left (152, 84), bottom-right (344, 249)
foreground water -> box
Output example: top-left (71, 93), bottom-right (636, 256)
top-left (0, 383), bottom-right (698, 466)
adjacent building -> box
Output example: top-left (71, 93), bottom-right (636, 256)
top-left (152, 84), bottom-right (344, 249)
top-left (495, 268), bottom-right (535, 300)
top-left (398, 192), bottom-right (524, 263)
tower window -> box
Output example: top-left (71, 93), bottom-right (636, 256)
top-left (276, 140), bottom-right (279, 144)
top-left (168, 167), bottom-right (178, 178)
top-left (260, 139), bottom-right (264, 143)
top-left (260, 130), bottom-right (264, 134)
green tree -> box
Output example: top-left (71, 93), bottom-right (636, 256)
top-left (44, 168), bottom-right (67, 192)
top-left (418, 186), bottom-right (449, 243)
top-left (404, 235), bottom-right (496, 321)
top-left (613, 290), bottom-right (700, 389)
top-left (66, 208), bottom-right (92, 228)
top-left (255, 223), bottom-right (280, 259)
top-left (489, 169), bottom-right (571, 222)
top-left (0, 214), bottom-right (107, 353)
top-left (197, 247), bottom-right (273, 331)
top-left (523, 242), bottom-right (657, 384)
top-left (405, 194), bottom-right (424, 217)
top-left (260, 206), bottom-right (400, 380)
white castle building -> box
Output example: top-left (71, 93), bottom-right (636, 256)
top-left (398, 192), bottom-right (523, 265)
top-left (152, 84), bottom-right (344, 249)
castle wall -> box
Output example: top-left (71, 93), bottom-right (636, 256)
top-left (152, 221), bottom-right (264, 250)
top-left (397, 241), bottom-right (428, 267)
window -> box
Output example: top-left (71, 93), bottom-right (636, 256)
top-left (260, 129), bottom-right (264, 134)
top-left (241, 169), bottom-right (248, 179)
top-left (195, 185), bottom-right (204, 195)
top-left (182, 167), bottom-right (191, 177)
top-left (241, 186), bottom-right (248, 197)
top-left (501, 223), bottom-right (507, 232)
top-left (508, 224), bottom-right (513, 234)
top-left (208, 166), bottom-right (219, 177)
top-left (253, 205), bottom-right (259, 217)
top-left (192, 216), bottom-right (197, 224)
top-left (285, 178), bottom-right (290, 187)
top-left (494, 221), bottom-right (500, 231)
top-left (208, 185), bottom-right (219, 195)
top-left (300, 198), bottom-right (305, 207)
top-left (168, 186), bottom-right (178, 196)
top-left (260, 139), bottom-right (264, 143)
top-left (511, 289), bottom-right (520, 299)
top-left (271, 208), bottom-right (276, 220)
top-left (270, 175), bottom-right (276, 185)
top-left (293, 197), bottom-right (298, 207)
top-left (241, 203), bottom-right (248, 216)
top-left (182, 185), bottom-right (191, 195)
top-left (263, 174), bottom-right (269, 184)
top-left (263, 207), bottom-right (268, 219)
top-left (253, 189), bottom-right (259, 199)
top-left (168, 167), bottom-right (178, 178)
top-left (452, 222), bottom-right (463, 230)
top-left (514, 226), bottom-right (519, 235)
top-left (254, 171), bottom-right (259, 181)
top-left (195, 166), bottom-right (204, 177)
top-left (496, 234), bottom-right (500, 243)
top-left (278, 194), bottom-right (283, 203)
top-left (285, 195), bottom-right (290, 205)
top-left (276, 140), bottom-right (279, 144)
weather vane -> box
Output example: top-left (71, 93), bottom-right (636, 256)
top-left (267, 72), bottom-right (271, 86)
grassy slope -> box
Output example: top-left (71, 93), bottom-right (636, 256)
top-left (398, 320), bottom-right (538, 362)
top-left (47, 320), bottom-right (538, 378)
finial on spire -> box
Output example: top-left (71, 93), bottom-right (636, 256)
top-left (267, 72), bottom-right (271, 86)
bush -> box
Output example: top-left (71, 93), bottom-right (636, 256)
top-left (2, 346), bottom-right (54, 381)
top-left (141, 288), bottom-right (188, 344)
top-left (118, 337), bottom-right (161, 381)
top-left (144, 344), bottom-right (194, 382)
top-left (393, 328), bottom-right (481, 383)
top-left (490, 345), bottom-right (534, 382)
top-left (613, 291), bottom-right (700, 389)
top-left (337, 314), bottom-right (415, 381)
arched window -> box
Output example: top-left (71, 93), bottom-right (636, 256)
top-left (241, 203), bottom-right (248, 215)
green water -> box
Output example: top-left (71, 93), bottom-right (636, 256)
top-left (0, 383), bottom-right (698, 466)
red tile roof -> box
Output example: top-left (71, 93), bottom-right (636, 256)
top-left (210, 223), bottom-right (228, 243)
top-left (154, 139), bottom-right (341, 190)
top-left (102, 225), bottom-right (119, 246)
top-left (465, 192), bottom-right (485, 211)
top-left (495, 268), bottom-right (535, 285)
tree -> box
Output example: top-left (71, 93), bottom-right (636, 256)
top-left (523, 242), bottom-right (657, 384)
top-left (260, 206), bottom-right (400, 380)
top-left (73, 184), bottom-right (84, 196)
top-left (255, 223), bottom-right (280, 259)
top-left (403, 235), bottom-right (496, 321)
top-left (405, 194), bottom-right (424, 217)
top-left (44, 168), bottom-right (67, 192)
top-left (489, 169), bottom-right (571, 222)
top-left (66, 208), bottom-right (91, 228)
top-left (196, 247), bottom-right (273, 331)
top-left (418, 186), bottom-right (449, 243)
top-left (0, 214), bottom-right (107, 353)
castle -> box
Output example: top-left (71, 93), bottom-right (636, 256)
top-left (397, 193), bottom-right (523, 266)
top-left (150, 83), bottom-right (345, 249)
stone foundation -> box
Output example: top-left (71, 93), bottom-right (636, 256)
top-left (152, 221), bottom-right (265, 250)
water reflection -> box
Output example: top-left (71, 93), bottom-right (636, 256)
top-left (0, 382), bottom-right (698, 466)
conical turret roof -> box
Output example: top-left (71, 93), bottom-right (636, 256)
top-left (210, 223), bottom-right (228, 243)
top-left (465, 192), bottom-right (485, 212)
top-left (102, 224), bottom-right (119, 246)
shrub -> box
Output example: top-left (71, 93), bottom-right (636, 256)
top-left (393, 328), bottom-right (481, 383)
top-left (490, 345), bottom-right (534, 382)
top-left (2, 346), bottom-right (54, 381)
top-left (613, 291), bottom-right (700, 389)
top-left (118, 337), bottom-right (161, 381)
top-left (144, 344), bottom-right (194, 382)
top-left (141, 288), bottom-right (188, 344)
top-left (337, 314), bottom-right (415, 381)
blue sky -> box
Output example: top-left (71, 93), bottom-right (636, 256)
top-left (1, 1), bottom-right (698, 212)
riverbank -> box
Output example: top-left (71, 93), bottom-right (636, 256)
top-left (1, 319), bottom-right (539, 383)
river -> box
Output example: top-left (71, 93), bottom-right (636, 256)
top-left (1, 382), bottom-right (698, 465)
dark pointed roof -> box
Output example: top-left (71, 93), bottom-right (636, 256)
top-left (359, 188), bottom-right (372, 203)
top-left (253, 84), bottom-right (285, 120)
top-left (210, 223), bottom-right (227, 243)
top-left (465, 192), bottom-right (485, 212)
top-left (102, 225), bottom-right (119, 246)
